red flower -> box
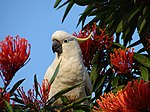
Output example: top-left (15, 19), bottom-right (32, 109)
top-left (110, 48), bottom-right (134, 74)
top-left (39, 79), bottom-right (51, 103)
top-left (17, 79), bottom-right (51, 110)
top-left (94, 80), bottom-right (150, 112)
top-left (73, 23), bottom-right (113, 68)
top-left (0, 35), bottom-right (31, 86)
top-left (0, 87), bottom-right (10, 110)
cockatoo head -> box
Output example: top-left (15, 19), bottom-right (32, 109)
top-left (51, 30), bottom-right (92, 56)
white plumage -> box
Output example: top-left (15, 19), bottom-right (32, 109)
top-left (44, 30), bottom-right (92, 104)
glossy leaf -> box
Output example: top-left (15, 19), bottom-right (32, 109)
top-left (11, 97), bottom-right (24, 104)
top-left (90, 64), bottom-right (99, 90)
top-left (111, 75), bottom-right (120, 88)
top-left (4, 99), bottom-right (13, 112)
top-left (61, 96), bottom-right (91, 111)
top-left (74, 110), bottom-right (86, 112)
top-left (62, 1), bottom-right (74, 23)
top-left (56, 1), bottom-right (69, 9)
top-left (139, 18), bottom-right (146, 34)
top-left (116, 20), bottom-right (124, 33)
top-left (90, 52), bottom-right (100, 86)
top-left (133, 53), bottom-right (150, 68)
top-left (54, 0), bottom-right (62, 8)
top-left (50, 60), bottom-right (61, 84)
top-left (60, 95), bottom-right (69, 105)
top-left (9, 78), bottom-right (25, 95)
top-left (77, 5), bottom-right (95, 27)
top-left (43, 105), bottom-right (62, 111)
top-left (140, 66), bottom-right (149, 81)
top-left (115, 33), bottom-right (121, 43)
top-left (34, 74), bottom-right (39, 98)
top-left (123, 21), bottom-right (136, 46)
top-left (112, 85), bottom-right (125, 93)
top-left (128, 7), bottom-right (140, 22)
top-left (127, 39), bottom-right (141, 48)
top-left (93, 71), bottom-right (107, 92)
top-left (47, 81), bottom-right (83, 104)
top-left (111, 42), bottom-right (126, 49)
top-left (137, 48), bottom-right (146, 53)
top-left (73, 0), bottom-right (90, 6)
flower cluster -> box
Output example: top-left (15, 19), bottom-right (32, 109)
top-left (0, 35), bottom-right (31, 86)
top-left (17, 79), bottom-right (51, 110)
top-left (0, 87), bottom-right (10, 109)
top-left (110, 48), bottom-right (134, 74)
top-left (94, 80), bottom-right (150, 112)
top-left (73, 23), bottom-right (113, 68)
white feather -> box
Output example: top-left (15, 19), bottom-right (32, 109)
top-left (44, 30), bottom-right (92, 104)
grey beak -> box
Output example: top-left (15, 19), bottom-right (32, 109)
top-left (52, 40), bottom-right (62, 54)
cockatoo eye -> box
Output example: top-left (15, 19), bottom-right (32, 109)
top-left (63, 39), bottom-right (68, 43)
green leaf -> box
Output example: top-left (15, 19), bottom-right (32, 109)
top-left (73, 0), bottom-right (90, 6)
top-left (90, 65), bottom-right (99, 89)
top-left (93, 72), bottom-right (107, 92)
top-left (133, 53), bottom-right (150, 68)
top-left (140, 66), bottom-right (149, 81)
top-left (74, 110), bottom-right (85, 112)
top-left (137, 48), bottom-right (146, 53)
top-left (4, 99), bottom-right (13, 112)
top-left (60, 95), bottom-right (69, 105)
top-left (143, 6), bottom-right (147, 15)
top-left (61, 96), bottom-right (91, 111)
top-left (111, 75), bottom-right (120, 88)
top-left (128, 7), bottom-right (140, 22)
top-left (105, 13), bottom-right (114, 24)
top-left (9, 78), bottom-right (25, 95)
top-left (112, 85), bottom-right (125, 93)
top-left (77, 5), bottom-right (95, 27)
top-left (62, 1), bottom-right (74, 23)
top-left (115, 33), bottom-right (121, 43)
top-left (116, 7), bottom-right (140, 34)
top-left (116, 20), bottom-right (123, 33)
top-left (139, 18), bottom-right (146, 34)
top-left (127, 39), bottom-right (141, 48)
top-left (47, 81), bottom-right (83, 104)
top-left (34, 74), bottom-right (39, 98)
top-left (50, 60), bottom-right (61, 84)
top-left (57, 1), bottom-right (69, 9)
top-left (54, 0), bottom-right (62, 8)
top-left (11, 98), bottom-right (24, 104)
top-left (111, 42), bottom-right (126, 49)
top-left (43, 105), bottom-right (62, 111)
top-left (90, 52), bottom-right (101, 91)
top-left (26, 103), bottom-right (38, 111)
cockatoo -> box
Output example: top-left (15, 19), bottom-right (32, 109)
top-left (44, 30), bottom-right (92, 104)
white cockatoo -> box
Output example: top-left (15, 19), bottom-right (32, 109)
top-left (44, 30), bottom-right (92, 104)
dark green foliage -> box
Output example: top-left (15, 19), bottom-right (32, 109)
top-left (53, 1), bottom-right (150, 109)
top-left (9, 78), bottom-right (25, 96)
top-left (54, 0), bottom-right (150, 51)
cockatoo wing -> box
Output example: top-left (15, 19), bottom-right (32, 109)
top-left (83, 69), bottom-right (92, 96)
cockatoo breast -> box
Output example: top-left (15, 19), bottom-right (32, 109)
top-left (56, 39), bottom-right (84, 84)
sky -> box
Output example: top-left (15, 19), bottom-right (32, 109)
top-left (0, 0), bottom-right (86, 90)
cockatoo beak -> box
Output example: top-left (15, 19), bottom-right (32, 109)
top-left (76, 32), bottom-right (93, 42)
top-left (52, 40), bottom-right (62, 54)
